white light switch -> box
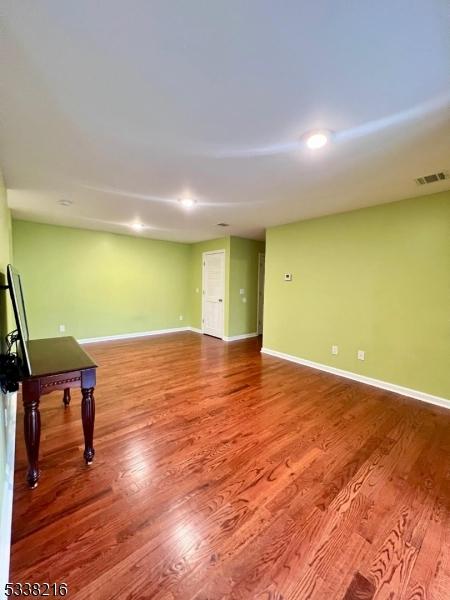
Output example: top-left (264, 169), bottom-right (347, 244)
top-left (357, 350), bottom-right (365, 361)
top-left (284, 273), bottom-right (293, 281)
top-left (240, 288), bottom-right (245, 295)
top-left (59, 324), bottom-right (66, 333)
top-left (179, 315), bottom-right (184, 321)
top-left (332, 345), bottom-right (338, 355)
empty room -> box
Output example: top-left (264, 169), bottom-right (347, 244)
top-left (0, 2), bottom-right (449, 599)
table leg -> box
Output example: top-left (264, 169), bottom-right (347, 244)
top-left (63, 388), bottom-right (71, 407)
top-left (22, 380), bottom-right (41, 489)
top-left (81, 387), bottom-right (95, 464)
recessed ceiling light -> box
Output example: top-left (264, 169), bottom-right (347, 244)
top-left (303, 130), bottom-right (332, 150)
top-left (131, 222), bottom-right (145, 232)
top-left (57, 199), bottom-right (73, 206)
top-left (179, 197), bottom-right (196, 209)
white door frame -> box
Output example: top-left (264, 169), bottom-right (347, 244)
top-left (202, 250), bottom-right (226, 339)
top-left (256, 252), bottom-right (265, 335)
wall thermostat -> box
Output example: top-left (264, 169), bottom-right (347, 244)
top-left (284, 273), bottom-right (293, 281)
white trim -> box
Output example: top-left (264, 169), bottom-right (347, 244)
top-left (202, 249), bottom-right (226, 339)
top-left (79, 327), bottom-right (259, 345)
top-left (187, 327), bottom-right (202, 334)
top-left (223, 332), bottom-right (259, 342)
top-left (0, 392), bottom-right (17, 595)
top-left (78, 327), bottom-right (192, 344)
top-left (261, 347), bottom-right (449, 410)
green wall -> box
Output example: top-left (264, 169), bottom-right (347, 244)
top-left (12, 220), bottom-right (191, 340)
top-left (12, 225), bottom-right (265, 341)
top-left (229, 237), bottom-right (265, 336)
top-left (263, 191), bottom-right (450, 399)
top-left (13, 191), bottom-right (447, 398)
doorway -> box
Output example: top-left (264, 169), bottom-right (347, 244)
top-left (202, 250), bottom-right (225, 339)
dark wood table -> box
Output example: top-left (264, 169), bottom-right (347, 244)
top-left (21, 336), bottom-right (97, 488)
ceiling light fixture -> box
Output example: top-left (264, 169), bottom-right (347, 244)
top-left (303, 130), bottom-right (332, 150)
top-left (57, 199), bottom-right (73, 206)
top-left (131, 222), bottom-right (145, 232)
top-left (179, 197), bottom-right (196, 209)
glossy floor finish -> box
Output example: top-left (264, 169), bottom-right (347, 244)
top-left (10, 332), bottom-right (450, 599)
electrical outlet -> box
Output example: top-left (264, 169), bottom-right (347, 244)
top-left (179, 315), bottom-right (184, 321)
top-left (331, 345), bottom-right (338, 355)
top-left (240, 288), bottom-right (245, 295)
top-left (357, 350), bottom-right (365, 361)
top-left (59, 324), bottom-right (66, 333)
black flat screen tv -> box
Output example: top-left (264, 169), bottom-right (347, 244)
top-left (7, 264), bottom-right (31, 375)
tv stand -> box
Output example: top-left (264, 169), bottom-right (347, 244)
top-left (21, 336), bottom-right (97, 488)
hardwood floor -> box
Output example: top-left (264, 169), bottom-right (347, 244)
top-left (10, 332), bottom-right (450, 599)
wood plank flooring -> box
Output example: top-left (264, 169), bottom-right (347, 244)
top-left (10, 332), bottom-right (450, 599)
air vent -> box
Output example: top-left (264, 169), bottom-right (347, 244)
top-left (415, 171), bottom-right (449, 185)
top-left (217, 222), bottom-right (229, 227)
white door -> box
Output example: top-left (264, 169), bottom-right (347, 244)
top-left (257, 253), bottom-right (265, 334)
top-left (202, 251), bottom-right (225, 338)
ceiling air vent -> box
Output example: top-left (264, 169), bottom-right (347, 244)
top-left (217, 222), bottom-right (229, 227)
top-left (415, 171), bottom-right (449, 185)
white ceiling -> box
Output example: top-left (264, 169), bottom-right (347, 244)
top-left (1, 0), bottom-right (449, 242)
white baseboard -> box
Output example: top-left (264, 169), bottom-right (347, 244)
top-left (78, 327), bottom-right (261, 345)
top-left (0, 392), bottom-right (17, 595)
top-left (261, 347), bottom-right (449, 410)
top-left (78, 326), bottom-right (195, 344)
top-left (223, 332), bottom-right (259, 342)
